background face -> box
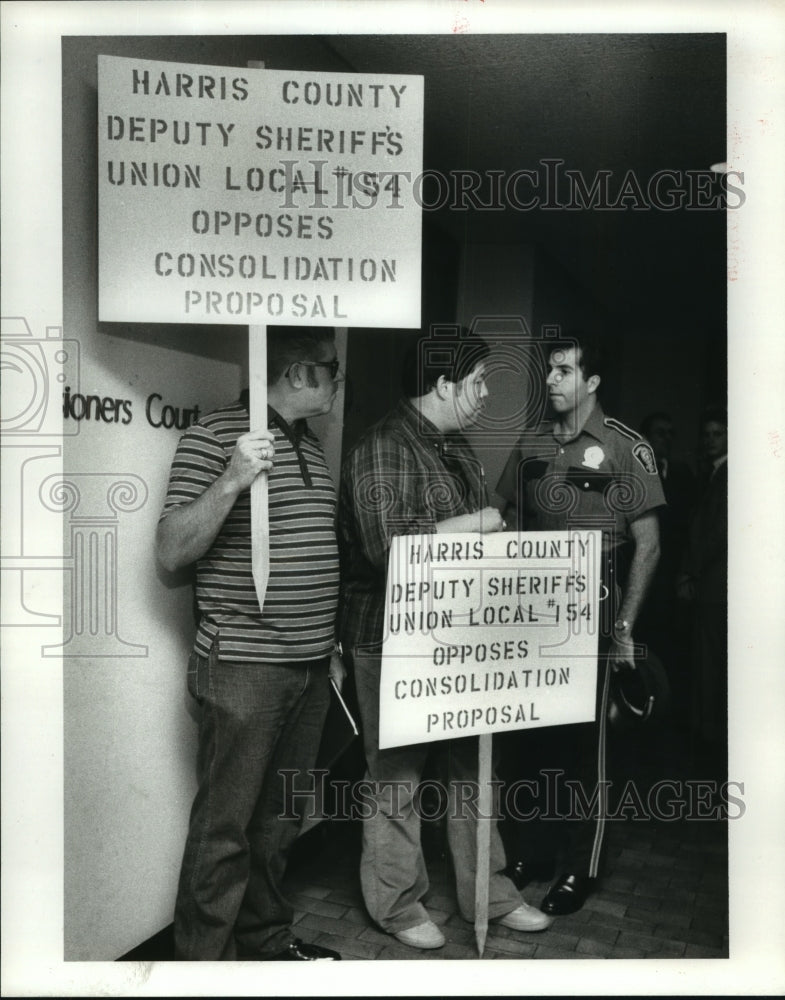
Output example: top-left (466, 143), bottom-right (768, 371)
top-left (702, 419), bottom-right (728, 460)
top-left (646, 418), bottom-right (674, 460)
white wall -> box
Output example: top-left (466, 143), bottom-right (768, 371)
top-left (61, 338), bottom-right (241, 961)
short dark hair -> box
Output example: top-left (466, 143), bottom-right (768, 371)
top-left (701, 405), bottom-right (727, 429)
top-left (640, 411), bottom-right (673, 438)
top-left (568, 331), bottom-right (606, 381)
top-left (266, 326), bottom-right (335, 383)
top-left (401, 327), bottom-right (490, 398)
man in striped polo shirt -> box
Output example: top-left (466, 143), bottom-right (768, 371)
top-left (157, 326), bottom-right (344, 961)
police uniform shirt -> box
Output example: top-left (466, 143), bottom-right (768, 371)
top-left (496, 405), bottom-right (666, 550)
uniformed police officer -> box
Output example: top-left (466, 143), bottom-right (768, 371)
top-left (496, 332), bottom-right (665, 915)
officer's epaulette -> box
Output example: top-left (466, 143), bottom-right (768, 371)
top-left (603, 416), bottom-right (642, 442)
top-left (605, 417), bottom-right (659, 474)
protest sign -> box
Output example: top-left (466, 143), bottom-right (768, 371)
top-left (98, 56), bottom-right (423, 327)
top-left (379, 530), bottom-right (602, 749)
top-left (98, 54), bottom-right (424, 607)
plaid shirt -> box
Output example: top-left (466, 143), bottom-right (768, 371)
top-left (338, 398), bottom-right (487, 651)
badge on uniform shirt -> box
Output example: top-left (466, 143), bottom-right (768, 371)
top-left (581, 445), bottom-right (605, 470)
top-left (632, 441), bottom-right (658, 474)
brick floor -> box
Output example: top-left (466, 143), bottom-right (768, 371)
top-left (282, 727), bottom-right (730, 961)
top-left (119, 726), bottom-right (730, 964)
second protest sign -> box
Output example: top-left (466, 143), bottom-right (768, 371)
top-left (379, 530), bottom-right (603, 749)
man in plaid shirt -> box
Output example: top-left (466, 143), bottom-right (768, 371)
top-left (338, 329), bottom-right (554, 950)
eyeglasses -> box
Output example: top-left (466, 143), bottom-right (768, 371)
top-left (289, 358), bottom-right (341, 379)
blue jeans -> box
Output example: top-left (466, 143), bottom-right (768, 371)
top-left (173, 642), bottom-right (330, 960)
top-left (351, 649), bottom-right (521, 933)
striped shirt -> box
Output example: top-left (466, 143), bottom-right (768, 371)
top-left (160, 399), bottom-right (339, 663)
top-left (338, 398), bottom-right (486, 652)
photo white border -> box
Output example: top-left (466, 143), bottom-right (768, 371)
top-left (2, 1), bottom-right (784, 996)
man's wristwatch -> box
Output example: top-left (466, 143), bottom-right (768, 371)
top-left (613, 618), bottom-right (632, 637)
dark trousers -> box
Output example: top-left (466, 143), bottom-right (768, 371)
top-left (691, 601), bottom-right (728, 755)
top-left (498, 657), bottom-right (612, 879)
top-left (173, 643), bottom-right (330, 960)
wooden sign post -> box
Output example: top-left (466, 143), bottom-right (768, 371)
top-left (475, 732), bottom-right (492, 956)
top-left (246, 63), bottom-right (269, 610)
top-left (248, 324), bottom-right (270, 609)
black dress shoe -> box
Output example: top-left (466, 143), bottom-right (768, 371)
top-left (540, 874), bottom-right (596, 915)
top-left (268, 938), bottom-right (342, 961)
top-left (505, 859), bottom-right (557, 890)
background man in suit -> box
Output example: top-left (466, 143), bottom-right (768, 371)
top-left (636, 411), bottom-right (696, 727)
top-left (677, 407), bottom-right (728, 761)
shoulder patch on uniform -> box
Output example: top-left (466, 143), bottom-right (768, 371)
top-left (604, 416), bottom-right (641, 442)
top-left (632, 441), bottom-right (659, 474)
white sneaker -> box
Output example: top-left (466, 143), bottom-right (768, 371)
top-left (393, 920), bottom-right (446, 949)
top-left (497, 901), bottom-right (554, 932)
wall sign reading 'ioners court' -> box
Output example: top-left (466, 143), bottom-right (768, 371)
top-left (379, 531), bottom-right (602, 750)
top-left (98, 57), bottom-right (424, 326)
